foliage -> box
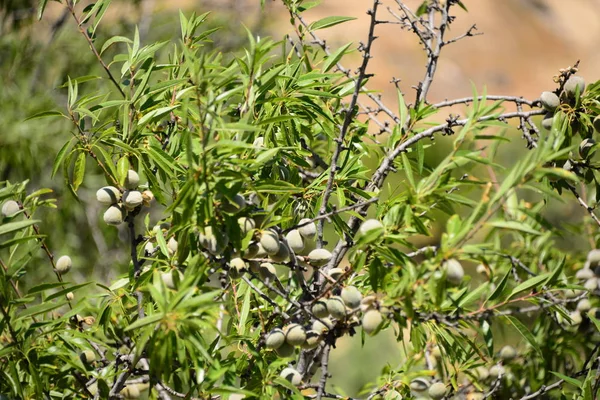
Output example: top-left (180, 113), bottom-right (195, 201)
top-left (3, 0), bottom-right (600, 399)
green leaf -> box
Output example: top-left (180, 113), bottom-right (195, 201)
top-left (100, 35), bottom-right (134, 55)
top-left (507, 273), bottom-right (551, 301)
top-left (309, 16), bottom-right (357, 31)
top-left (52, 140), bottom-right (73, 179)
top-left (487, 220), bottom-right (541, 236)
top-left (24, 110), bottom-right (65, 122)
top-left (0, 220), bottom-right (39, 236)
top-left (322, 42), bottom-right (353, 72)
top-left (72, 151), bottom-right (86, 191)
top-left (137, 106), bottom-right (179, 127)
top-left (124, 313), bottom-right (165, 332)
top-left (117, 156), bottom-right (130, 186)
top-left (549, 371), bottom-right (581, 388)
top-left (503, 315), bottom-right (542, 357)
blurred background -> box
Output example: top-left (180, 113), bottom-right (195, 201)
top-left (2, 0), bottom-right (600, 396)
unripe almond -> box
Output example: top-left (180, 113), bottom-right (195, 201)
top-left (260, 230), bottom-right (280, 255)
top-left (327, 296), bottom-right (346, 319)
top-left (96, 186), bottom-right (120, 205)
top-left (284, 323), bottom-right (306, 346)
top-left (161, 271), bottom-right (183, 290)
top-left (312, 300), bottom-right (329, 318)
top-left (499, 345), bottom-right (517, 361)
top-left (541, 112), bottom-right (554, 130)
top-left (302, 330), bottom-right (321, 350)
top-left (229, 257), bottom-right (246, 279)
top-left (576, 268), bottom-right (594, 280)
top-left (312, 318), bottom-right (333, 334)
top-left (270, 242), bottom-right (290, 263)
top-left (540, 91), bottom-right (560, 112)
top-left (444, 258), bottom-right (464, 285)
top-left (428, 382), bottom-right (447, 400)
top-left (360, 295), bottom-right (377, 312)
top-left (577, 298), bottom-right (592, 312)
top-left (220, 193), bottom-right (246, 213)
top-left (474, 366), bottom-right (490, 380)
top-left (359, 218), bottom-right (384, 236)
top-left (244, 242), bottom-right (260, 259)
top-left (238, 217), bottom-right (256, 235)
top-left (580, 138), bottom-right (596, 158)
top-left (259, 262), bottom-right (277, 280)
top-left (587, 249), bottom-right (600, 268)
top-left (1, 200), bottom-right (19, 217)
top-left (584, 278), bottom-right (598, 291)
top-left (409, 378), bottom-right (429, 392)
top-left (144, 241), bottom-right (155, 256)
top-left (167, 237), bottom-right (178, 255)
top-left (362, 309), bottom-right (383, 335)
top-left (298, 218), bottom-right (317, 239)
top-left (307, 248), bottom-right (332, 267)
top-left (66, 292), bottom-right (75, 301)
top-left (280, 367), bottom-right (302, 386)
top-left (55, 255), bottom-right (72, 274)
top-left (198, 226), bottom-right (225, 255)
top-left (275, 342), bottom-right (295, 357)
top-left (104, 205), bottom-right (125, 225)
top-left (285, 229), bottom-right (305, 253)
top-left (125, 170), bottom-right (140, 190)
top-left (488, 365), bottom-right (505, 379)
top-left (569, 311), bottom-right (583, 326)
top-left (328, 267), bottom-right (344, 280)
top-left (564, 75), bottom-right (586, 97)
top-left (341, 286), bottom-right (362, 309)
top-left (265, 328), bottom-right (285, 349)
top-left (80, 350), bottom-right (96, 364)
top-left (123, 190), bottom-right (143, 210)
top-left (120, 384), bottom-right (141, 399)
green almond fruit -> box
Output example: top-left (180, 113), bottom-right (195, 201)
top-left (103, 205), bottom-right (125, 225)
top-left (327, 296), bottom-right (346, 319)
top-left (311, 300), bottom-right (329, 318)
top-left (229, 257), bottom-right (247, 279)
top-left (285, 229), bottom-right (305, 253)
top-left (280, 367), bottom-right (302, 386)
top-left (120, 384), bottom-right (141, 399)
top-left (564, 75), bottom-right (586, 98)
top-left (428, 382), bottom-right (447, 400)
top-left (301, 330), bottom-right (321, 349)
top-left (260, 230), bottom-right (280, 255)
top-left (541, 112), bottom-right (554, 130)
top-left (499, 345), bottom-right (517, 361)
top-left (275, 342), bottom-right (295, 357)
top-left (124, 170), bottom-right (140, 190)
top-left (444, 258), bottom-right (464, 285)
top-left (238, 217), bottom-right (256, 235)
top-left (539, 91), bottom-right (560, 112)
top-left (265, 328), bottom-right (285, 350)
top-left (55, 255), bottom-right (72, 274)
top-left (270, 242), bottom-right (290, 263)
top-left (312, 317), bottom-right (333, 334)
top-left (167, 237), bottom-right (178, 255)
top-left (298, 218), bottom-right (317, 239)
top-left (307, 248), bottom-right (332, 267)
top-left (341, 286), bottom-right (362, 309)
top-left (284, 323), bottom-right (306, 346)
top-left (123, 190), bottom-right (143, 210)
top-left (362, 309), bottom-right (383, 335)
top-left (259, 262), bottom-right (277, 280)
top-left (409, 378), bottom-right (429, 392)
top-left (96, 186), bottom-right (120, 205)
top-left (80, 350), bottom-right (96, 364)
top-left (359, 218), bottom-right (384, 236)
